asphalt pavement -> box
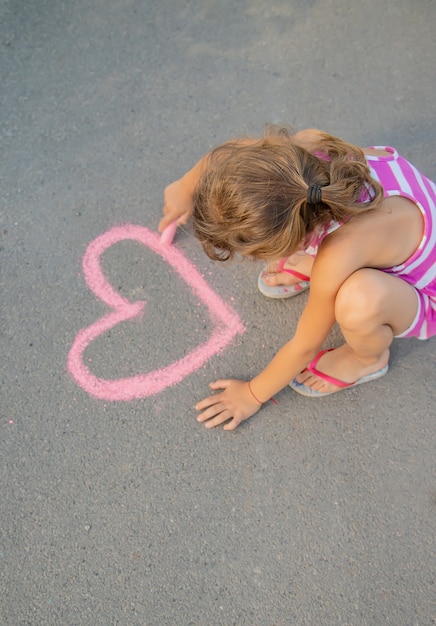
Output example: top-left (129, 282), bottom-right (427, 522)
top-left (1, 1), bottom-right (435, 624)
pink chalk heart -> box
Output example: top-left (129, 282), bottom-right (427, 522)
top-left (67, 224), bottom-right (245, 401)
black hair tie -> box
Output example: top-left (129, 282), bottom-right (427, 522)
top-left (307, 184), bottom-right (322, 205)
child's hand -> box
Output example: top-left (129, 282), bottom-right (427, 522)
top-left (195, 379), bottom-right (262, 431)
top-left (159, 179), bottom-right (194, 232)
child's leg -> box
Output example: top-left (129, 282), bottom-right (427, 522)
top-left (295, 269), bottom-right (419, 394)
top-left (263, 253), bottom-right (314, 287)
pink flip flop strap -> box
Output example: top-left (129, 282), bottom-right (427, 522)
top-left (277, 259), bottom-right (310, 282)
top-left (306, 349), bottom-right (353, 388)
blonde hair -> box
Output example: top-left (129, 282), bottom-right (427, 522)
top-left (193, 126), bottom-right (384, 261)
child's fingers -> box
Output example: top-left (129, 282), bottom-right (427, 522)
top-left (208, 379), bottom-right (233, 390)
top-left (196, 400), bottom-right (227, 423)
top-left (202, 410), bottom-right (233, 429)
top-left (176, 212), bottom-right (190, 226)
top-left (159, 211), bottom-right (189, 233)
top-left (195, 380), bottom-right (249, 430)
top-left (158, 214), bottom-right (172, 233)
top-left (195, 392), bottom-right (222, 412)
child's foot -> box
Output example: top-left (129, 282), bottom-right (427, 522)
top-left (290, 345), bottom-right (390, 396)
top-left (258, 255), bottom-right (313, 299)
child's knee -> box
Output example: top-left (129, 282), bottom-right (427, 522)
top-left (335, 269), bottom-right (385, 328)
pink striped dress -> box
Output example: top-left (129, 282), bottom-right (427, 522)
top-left (366, 147), bottom-right (436, 339)
top-left (305, 147), bottom-right (436, 339)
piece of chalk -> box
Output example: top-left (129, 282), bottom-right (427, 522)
top-left (160, 220), bottom-right (178, 245)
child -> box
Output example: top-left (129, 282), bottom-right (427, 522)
top-left (159, 126), bottom-right (436, 430)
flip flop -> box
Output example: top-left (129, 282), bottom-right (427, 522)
top-left (258, 259), bottom-right (310, 299)
top-left (289, 349), bottom-right (389, 397)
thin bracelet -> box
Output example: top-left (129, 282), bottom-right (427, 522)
top-left (248, 381), bottom-right (279, 406)
top-left (248, 381), bottom-right (263, 405)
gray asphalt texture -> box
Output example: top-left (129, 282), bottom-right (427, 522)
top-left (1, 1), bottom-right (435, 624)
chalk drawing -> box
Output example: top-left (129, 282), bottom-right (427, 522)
top-left (67, 224), bottom-right (245, 401)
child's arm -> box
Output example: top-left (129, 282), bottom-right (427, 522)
top-left (195, 303), bottom-right (335, 430)
top-left (159, 157), bottom-right (208, 232)
top-left (196, 236), bottom-right (365, 430)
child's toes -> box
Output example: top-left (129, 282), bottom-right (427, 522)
top-left (264, 272), bottom-right (294, 286)
top-left (296, 371), bottom-right (323, 391)
top-left (262, 274), bottom-right (280, 285)
top-left (295, 370), bottom-right (310, 384)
